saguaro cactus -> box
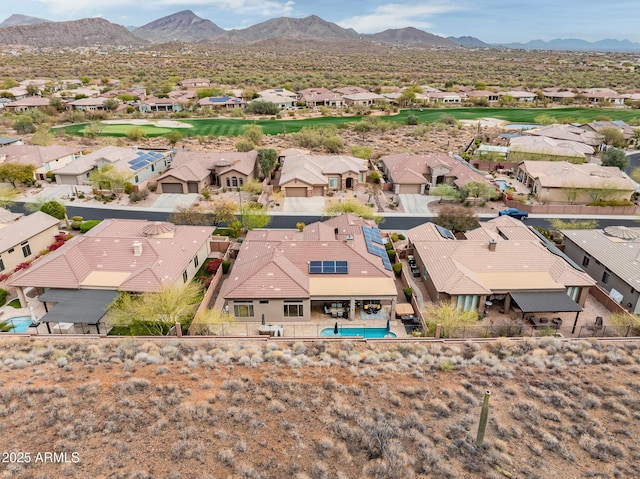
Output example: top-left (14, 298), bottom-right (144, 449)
top-left (476, 390), bottom-right (491, 447)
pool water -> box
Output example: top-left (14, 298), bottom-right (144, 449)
top-left (503, 123), bottom-right (540, 130)
top-left (321, 327), bottom-right (397, 338)
top-left (1, 317), bottom-right (35, 333)
top-left (495, 180), bottom-right (509, 191)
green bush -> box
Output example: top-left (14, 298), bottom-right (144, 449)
top-left (80, 220), bottom-right (101, 233)
top-left (392, 262), bottom-right (402, 276)
top-left (384, 241), bottom-right (394, 251)
top-left (124, 182), bottom-right (134, 194)
top-left (387, 250), bottom-right (397, 262)
top-left (221, 260), bottom-right (231, 274)
top-left (403, 287), bottom-right (413, 302)
top-left (397, 234), bottom-right (406, 240)
top-left (0, 288), bottom-right (7, 306)
top-left (390, 233), bottom-right (399, 242)
top-left (406, 115), bottom-right (419, 125)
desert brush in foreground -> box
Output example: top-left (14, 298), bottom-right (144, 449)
top-left (0, 337), bottom-right (639, 478)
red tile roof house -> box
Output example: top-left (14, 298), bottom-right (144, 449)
top-left (0, 144), bottom-right (81, 181)
top-left (582, 88), bottom-right (625, 105)
top-left (298, 88), bottom-right (346, 108)
top-left (276, 154), bottom-right (368, 197)
top-left (8, 220), bottom-right (215, 332)
top-left (179, 78), bottom-right (211, 89)
top-left (138, 96), bottom-right (185, 113)
top-left (197, 96), bottom-right (246, 109)
top-left (380, 152), bottom-right (491, 195)
top-left (221, 214), bottom-right (398, 323)
top-left (407, 216), bottom-right (595, 317)
top-left (4, 96), bottom-right (51, 112)
top-left (157, 150), bottom-right (259, 194)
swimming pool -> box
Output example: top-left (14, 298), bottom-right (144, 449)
top-left (503, 123), bottom-right (540, 130)
top-left (1, 316), bottom-right (36, 333)
top-left (495, 180), bottom-right (509, 191)
top-left (320, 327), bottom-right (397, 338)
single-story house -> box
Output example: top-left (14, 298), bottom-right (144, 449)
top-left (524, 124), bottom-right (603, 149)
top-left (138, 97), bottom-right (184, 113)
top-left (380, 152), bottom-right (490, 195)
top-left (198, 96), bottom-right (246, 109)
top-left (500, 90), bottom-right (537, 102)
top-left (342, 92), bottom-right (386, 106)
top-left (277, 154), bottom-right (368, 197)
top-left (562, 226), bottom-right (640, 314)
top-left (4, 96), bottom-right (50, 112)
top-left (298, 88), bottom-right (346, 108)
top-left (407, 215), bottom-right (595, 315)
top-left (508, 136), bottom-right (594, 163)
top-left (179, 78), bottom-right (211, 88)
top-left (465, 90), bottom-right (500, 102)
top-left (0, 211), bottom-right (60, 278)
top-left (542, 89), bottom-right (576, 103)
top-left (0, 145), bottom-right (81, 181)
top-left (157, 150), bottom-right (258, 194)
top-left (580, 120), bottom-right (635, 142)
top-left (54, 146), bottom-right (173, 187)
top-left (255, 88), bottom-right (299, 109)
top-left (516, 160), bottom-right (636, 203)
top-left (67, 97), bottom-right (114, 111)
top-left (222, 214), bottom-right (398, 322)
top-left (425, 91), bottom-right (463, 103)
top-left (333, 86), bottom-right (369, 96)
top-left (582, 88), bottom-right (625, 105)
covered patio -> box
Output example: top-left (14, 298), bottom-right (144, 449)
top-left (37, 289), bottom-right (120, 334)
top-left (510, 291), bottom-right (583, 333)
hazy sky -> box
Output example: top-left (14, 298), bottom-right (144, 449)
top-left (7, 0), bottom-right (640, 43)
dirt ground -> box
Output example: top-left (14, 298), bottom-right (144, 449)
top-left (1, 337), bottom-right (639, 479)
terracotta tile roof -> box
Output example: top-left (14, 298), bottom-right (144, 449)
top-left (222, 215), bottom-right (393, 300)
top-left (8, 219), bottom-right (214, 293)
top-left (524, 124), bottom-right (603, 146)
top-left (509, 135), bottom-right (594, 157)
top-left (381, 152), bottom-right (488, 187)
top-left (408, 217), bottom-right (595, 295)
top-left (519, 161), bottom-right (635, 190)
top-left (279, 154), bottom-right (367, 186)
top-left (0, 145), bottom-right (79, 167)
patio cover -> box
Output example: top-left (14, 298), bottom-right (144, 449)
top-left (510, 291), bottom-right (582, 313)
top-left (38, 289), bottom-right (119, 325)
top-left (395, 303), bottom-right (415, 317)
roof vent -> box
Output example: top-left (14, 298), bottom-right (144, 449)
top-left (488, 239), bottom-right (497, 251)
top-left (132, 241), bottom-right (143, 256)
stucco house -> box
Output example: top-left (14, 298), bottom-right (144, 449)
top-left (562, 226), bottom-right (640, 314)
top-left (157, 150), bottom-right (258, 194)
top-left (380, 152), bottom-right (490, 195)
top-left (67, 97), bottom-right (114, 111)
top-left (298, 88), bottom-right (346, 108)
top-left (4, 96), bottom-right (50, 112)
top-left (255, 89), bottom-right (299, 109)
top-left (515, 160), bottom-right (636, 203)
top-left (500, 90), bottom-right (537, 102)
top-left (222, 214), bottom-right (398, 322)
top-left (54, 147), bottom-right (173, 187)
top-left (198, 96), bottom-right (246, 109)
top-left (508, 136), bottom-right (595, 163)
top-left (407, 216), bottom-right (595, 315)
top-left (277, 154), bottom-right (368, 197)
top-left (0, 211), bottom-right (60, 280)
top-left (179, 78), bottom-right (211, 88)
top-left (0, 145), bottom-right (81, 181)
top-left (342, 92), bottom-right (386, 106)
top-left (524, 124), bottom-right (603, 149)
top-left (138, 97), bottom-right (184, 113)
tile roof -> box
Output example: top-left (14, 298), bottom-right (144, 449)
top-left (381, 152), bottom-right (488, 187)
top-left (279, 154), bottom-right (367, 186)
top-left (524, 124), bottom-right (603, 146)
top-left (222, 214), bottom-right (394, 300)
top-left (519, 161), bottom-right (635, 190)
top-left (0, 145), bottom-right (79, 166)
top-left (562, 228), bottom-right (640, 287)
top-left (408, 217), bottom-right (595, 295)
top-left (0, 211), bottom-right (59, 253)
top-left (8, 219), bottom-right (214, 293)
top-left (0, 207), bottom-right (21, 223)
top-left (509, 135), bottom-right (594, 157)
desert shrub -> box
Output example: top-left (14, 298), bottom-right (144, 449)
top-left (392, 263), bottom-right (402, 276)
top-left (80, 220), bottom-right (101, 233)
top-left (147, 182), bottom-right (158, 192)
top-left (0, 288), bottom-right (7, 306)
top-left (387, 250), bottom-right (396, 262)
top-left (403, 287), bottom-right (412, 302)
top-left (221, 260), bottom-right (231, 274)
top-left (235, 139), bottom-right (254, 152)
top-left (124, 182), bottom-right (134, 194)
top-left (406, 115), bottom-right (419, 125)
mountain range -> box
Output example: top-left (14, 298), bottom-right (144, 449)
top-left (0, 11), bottom-right (638, 52)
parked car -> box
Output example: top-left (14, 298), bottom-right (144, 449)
top-left (498, 208), bottom-right (528, 220)
top-left (411, 267), bottom-right (420, 277)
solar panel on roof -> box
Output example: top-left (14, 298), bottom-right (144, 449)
top-left (435, 224), bottom-right (456, 240)
top-left (309, 260), bottom-right (349, 274)
top-left (362, 225), bottom-right (393, 271)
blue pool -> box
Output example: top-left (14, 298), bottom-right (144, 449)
top-left (495, 180), bottom-right (509, 191)
top-left (2, 316), bottom-right (36, 333)
top-left (321, 327), bottom-right (397, 338)
top-left (503, 123), bottom-right (540, 130)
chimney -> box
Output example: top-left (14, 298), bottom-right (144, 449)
top-left (488, 239), bottom-right (497, 252)
top-left (345, 235), bottom-right (354, 246)
top-left (132, 241), bottom-right (143, 256)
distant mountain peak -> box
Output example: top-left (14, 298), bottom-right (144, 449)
top-left (500, 37), bottom-right (640, 52)
top-left (369, 27), bottom-right (457, 47)
top-left (0, 14), bottom-right (50, 28)
top-left (133, 10), bottom-right (224, 43)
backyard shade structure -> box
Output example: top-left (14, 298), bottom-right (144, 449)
top-left (38, 289), bottom-right (120, 334)
top-left (395, 303), bottom-right (415, 317)
top-left (510, 291), bottom-right (582, 333)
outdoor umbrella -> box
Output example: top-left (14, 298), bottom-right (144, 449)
top-left (386, 318), bottom-right (390, 332)
top-left (261, 314), bottom-right (265, 326)
top-left (334, 322), bottom-right (339, 335)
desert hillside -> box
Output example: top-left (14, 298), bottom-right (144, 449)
top-left (0, 337), bottom-right (638, 478)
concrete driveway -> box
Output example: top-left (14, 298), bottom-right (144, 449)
top-left (151, 193), bottom-right (199, 210)
top-left (283, 197), bottom-right (326, 213)
top-left (399, 194), bottom-right (440, 214)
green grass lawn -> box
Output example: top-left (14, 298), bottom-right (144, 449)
top-left (60, 107), bottom-right (640, 139)
top-left (7, 299), bottom-right (21, 308)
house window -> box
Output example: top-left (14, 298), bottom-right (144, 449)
top-left (567, 287), bottom-right (581, 302)
top-left (582, 256), bottom-right (590, 267)
top-left (0, 257), bottom-right (4, 272)
top-left (193, 255), bottom-right (199, 268)
top-left (21, 241), bottom-right (31, 258)
top-left (183, 270), bottom-right (188, 283)
top-left (239, 178), bottom-right (243, 187)
top-left (134, 175), bottom-right (139, 183)
top-left (329, 177), bottom-right (339, 189)
top-left (7, 248), bottom-right (14, 254)
top-left (602, 271), bottom-right (610, 284)
top-left (259, 300), bottom-right (269, 304)
top-left (284, 301), bottom-right (304, 317)
top-left (234, 302), bottom-right (254, 317)
top-left (226, 177), bottom-right (230, 187)
top-left (232, 177), bottom-right (238, 187)
top-left (151, 164), bottom-right (155, 172)
top-left (456, 295), bottom-right (479, 312)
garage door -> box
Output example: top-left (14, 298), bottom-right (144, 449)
top-left (399, 184), bottom-right (422, 194)
top-left (161, 182), bottom-right (184, 194)
top-left (285, 187), bottom-right (307, 197)
top-left (312, 186), bottom-right (324, 196)
top-left (187, 183), bottom-right (199, 193)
